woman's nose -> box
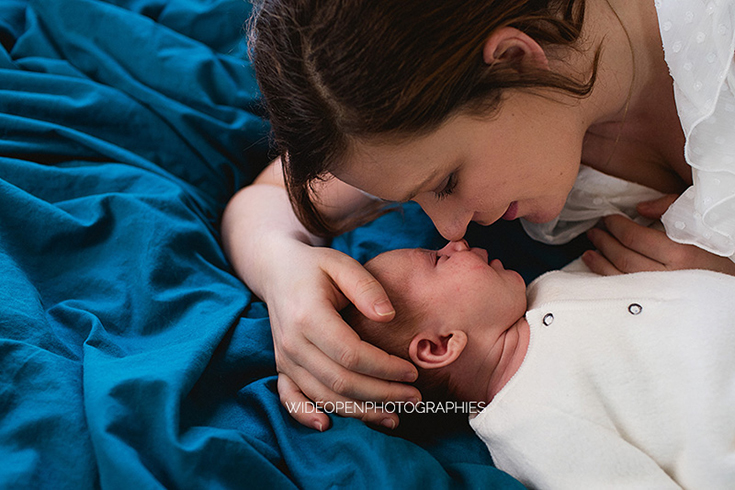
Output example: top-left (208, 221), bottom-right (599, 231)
top-left (436, 222), bottom-right (469, 242)
top-left (417, 198), bottom-right (472, 241)
top-left (438, 239), bottom-right (470, 256)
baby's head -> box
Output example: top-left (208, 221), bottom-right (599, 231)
top-left (343, 240), bottom-right (528, 401)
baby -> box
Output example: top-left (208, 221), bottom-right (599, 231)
top-left (343, 240), bottom-right (735, 489)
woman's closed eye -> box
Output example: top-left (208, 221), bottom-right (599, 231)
top-left (434, 172), bottom-right (457, 200)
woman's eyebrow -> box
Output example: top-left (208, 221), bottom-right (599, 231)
top-left (398, 169), bottom-right (442, 203)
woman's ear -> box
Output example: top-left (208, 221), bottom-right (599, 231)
top-left (482, 26), bottom-right (549, 72)
top-left (408, 331), bottom-right (468, 370)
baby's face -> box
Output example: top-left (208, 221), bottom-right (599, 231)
top-left (367, 240), bottom-right (527, 334)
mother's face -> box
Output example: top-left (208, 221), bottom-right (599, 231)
top-left (336, 91), bottom-right (586, 241)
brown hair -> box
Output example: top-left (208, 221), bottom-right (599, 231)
top-left (249, 0), bottom-right (599, 236)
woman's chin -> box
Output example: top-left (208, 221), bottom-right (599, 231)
top-left (521, 201), bottom-right (565, 224)
top-left (521, 212), bottom-right (557, 224)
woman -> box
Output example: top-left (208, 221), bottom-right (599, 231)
top-left (222, 0), bottom-right (735, 432)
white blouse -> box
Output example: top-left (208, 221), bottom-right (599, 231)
top-left (523, 0), bottom-right (735, 259)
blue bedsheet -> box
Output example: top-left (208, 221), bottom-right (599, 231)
top-left (0, 0), bottom-right (536, 488)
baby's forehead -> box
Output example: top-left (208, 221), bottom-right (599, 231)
top-left (366, 248), bottom-right (419, 275)
top-left (366, 249), bottom-right (430, 314)
top-left (364, 249), bottom-right (427, 293)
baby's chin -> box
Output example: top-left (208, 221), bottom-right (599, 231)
top-left (490, 259), bottom-right (526, 286)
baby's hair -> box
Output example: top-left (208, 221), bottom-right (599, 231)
top-left (341, 258), bottom-right (453, 401)
top-left (249, 0), bottom-right (599, 236)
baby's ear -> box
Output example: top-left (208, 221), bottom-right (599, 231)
top-left (408, 331), bottom-right (467, 370)
top-left (482, 26), bottom-right (549, 73)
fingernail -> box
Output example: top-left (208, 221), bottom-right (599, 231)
top-left (408, 397), bottom-right (420, 405)
top-left (374, 299), bottom-right (395, 317)
top-left (401, 369), bottom-right (419, 383)
top-left (381, 419), bottom-right (396, 430)
top-left (314, 422), bottom-right (323, 432)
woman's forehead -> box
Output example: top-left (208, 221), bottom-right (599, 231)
top-left (338, 147), bottom-right (446, 202)
top-left (336, 118), bottom-right (472, 196)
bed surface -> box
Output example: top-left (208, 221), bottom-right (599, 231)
top-left (0, 1), bottom-right (548, 487)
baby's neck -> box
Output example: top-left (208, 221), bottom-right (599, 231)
top-left (448, 316), bottom-right (530, 404)
top-left (485, 317), bottom-right (530, 401)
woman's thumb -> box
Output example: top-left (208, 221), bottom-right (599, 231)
top-left (637, 193), bottom-right (679, 219)
top-left (328, 257), bottom-right (395, 322)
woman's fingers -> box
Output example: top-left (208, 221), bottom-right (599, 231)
top-left (636, 194), bottom-right (679, 220)
top-left (586, 214), bottom-right (735, 275)
top-left (600, 215), bottom-right (674, 263)
top-left (296, 335), bottom-right (420, 400)
top-left (280, 315), bottom-right (421, 401)
top-left (580, 250), bottom-right (623, 276)
top-left (272, 302), bottom-right (420, 430)
top-left (302, 304), bottom-right (418, 382)
top-left (585, 217), bottom-right (668, 273)
top-left (278, 366), bottom-right (404, 429)
top-left (325, 254), bottom-right (396, 322)
top-left (278, 374), bottom-right (331, 431)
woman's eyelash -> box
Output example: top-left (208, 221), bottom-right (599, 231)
top-left (434, 173), bottom-right (457, 200)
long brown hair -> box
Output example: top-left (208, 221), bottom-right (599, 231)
top-left (249, 0), bottom-right (598, 236)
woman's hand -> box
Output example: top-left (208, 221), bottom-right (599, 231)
top-left (263, 240), bottom-right (420, 432)
top-left (582, 194), bottom-right (735, 276)
top-left (221, 168), bottom-right (421, 432)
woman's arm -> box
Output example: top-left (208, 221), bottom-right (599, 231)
top-left (582, 195), bottom-right (735, 276)
top-left (221, 158), bottom-right (420, 431)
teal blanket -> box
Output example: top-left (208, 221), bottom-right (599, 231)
top-left (0, 0), bottom-right (536, 488)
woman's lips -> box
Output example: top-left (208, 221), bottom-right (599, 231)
top-left (501, 201), bottom-right (518, 221)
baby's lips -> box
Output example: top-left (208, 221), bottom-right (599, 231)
top-left (489, 258), bottom-right (505, 271)
top-left (471, 247), bottom-right (489, 263)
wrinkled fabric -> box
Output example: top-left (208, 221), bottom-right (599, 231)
top-left (0, 1), bottom-right (525, 488)
top-left (657, 0), bottom-right (735, 258)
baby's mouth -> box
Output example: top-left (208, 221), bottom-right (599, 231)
top-left (471, 247), bottom-right (489, 263)
top-left (489, 258), bottom-right (505, 271)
